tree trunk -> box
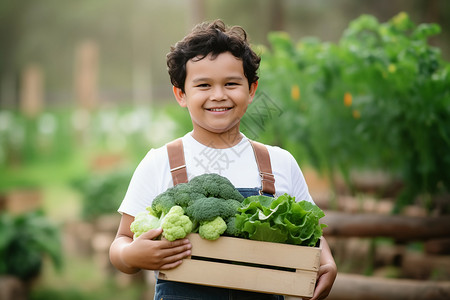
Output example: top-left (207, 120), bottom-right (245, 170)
top-left (322, 211), bottom-right (450, 240)
top-left (0, 276), bottom-right (27, 300)
top-left (328, 273), bottom-right (450, 300)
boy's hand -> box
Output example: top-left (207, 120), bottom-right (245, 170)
top-left (309, 237), bottom-right (337, 300)
top-left (310, 261), bottom-right (337, 300)
top-left (122, 228), bottom-right (192, 271)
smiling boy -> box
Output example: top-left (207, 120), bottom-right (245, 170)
top-left (173, 51), bottom-right (257, 148)
top-left (110, 20), bottom-right (336, 299)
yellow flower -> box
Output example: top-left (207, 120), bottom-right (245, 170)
top-left (352, 109), bottom-right (361, 119)
top-left (291, 85), bottom-right (300, 101)
top-left (393, 12), bottom-right (408, 27)
top-left (388, 64), bottom-right (397, 73)
top-left (344, 92), bottom-right (352, 107)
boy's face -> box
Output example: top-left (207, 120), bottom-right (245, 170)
top-left (173, 51), bottom-right (257, 146)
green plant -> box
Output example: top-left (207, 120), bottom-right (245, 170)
top-left (235, 194), bottom-right (326, 247)
top-left (257, 12), bottom-right (450, 212)
top-left (72, 168), bottom-right (133, 220)
top-left (0, 211), bottom-right (62, 281)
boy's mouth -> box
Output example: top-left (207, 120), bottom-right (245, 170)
top-left (205, 107), bottom-right (232, 112)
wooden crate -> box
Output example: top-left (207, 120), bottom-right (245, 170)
top-left (158, 233), bottom-right (322, 298)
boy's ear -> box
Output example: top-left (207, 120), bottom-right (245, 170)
top-left (248, 81), bottom-right (258, 104)
top-left (173, 86), bottom-right (187, 107)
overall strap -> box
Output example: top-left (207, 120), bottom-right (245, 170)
top-left (166, 139), bottom-right (188, 186)
top-left (167, 138), bottom-right (276, 195)
top-left (249, 140), bottom-right (276, 196)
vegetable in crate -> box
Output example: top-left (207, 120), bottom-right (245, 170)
top-left (130, 210), bottom-right (161, 238)
top-left (198, 216), bottom-right (228, 241)
top-left (235, 193), bottom-right (327, 246)
top-left (130, 173), bottom-right (244, 240)
top-left (161, 206), bottom-right (193, 241)
top-left (130, 205), bottom-right (193, 241)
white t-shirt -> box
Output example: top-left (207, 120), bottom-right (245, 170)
top-left (118, 132), bottom-right (314, 217)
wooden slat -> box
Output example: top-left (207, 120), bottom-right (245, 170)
top-left (158, 259), bottom-right (317, 298)
top-left (188, 234), bottom-right (321, 271)
top-left (158, 234), bottom-right (321, 297)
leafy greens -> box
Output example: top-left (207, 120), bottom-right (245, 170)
top-left (235, 194), bottom-right (326, 247)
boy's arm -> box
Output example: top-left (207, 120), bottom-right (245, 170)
top-left (310, 237), bottom-right (337, 300)
top-left (109, 213), bottom-right (192, 274)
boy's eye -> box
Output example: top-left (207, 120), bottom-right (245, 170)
top-left (225, 82), bottom-right (240, 86)
top-left (196, 83), bottom-right (210, 88)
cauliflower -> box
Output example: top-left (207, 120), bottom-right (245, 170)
top-left (161, 206), bottom-right (193, 241)
top-left (199, 216), bottom-right (227, 240)
top-left (130, 211), bottom-right (161, 239)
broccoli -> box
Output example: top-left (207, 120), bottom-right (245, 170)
top-left (136, 173), bottom-right (244, 241)
top-left (130, 211), bottom-right (161, 239)
top-left (151, 173), bottom-right (241, 217)
top-left (224, 216), bottom-right (242, 237)
top-left (171, 183), bottom-right (205, 208)
top-left (185, 197), bottom-right (242, 222)
top-left (161, 206), bottom-right (193, 241)
top-left (199, 216), bottom-right (227, 240)
top-left (189, 173), bottom-right (244, 202)
top-left (151, 191), bottom-right (176, 218)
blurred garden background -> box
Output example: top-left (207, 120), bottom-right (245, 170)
top-left (1, 0), bottom-right (450, 299)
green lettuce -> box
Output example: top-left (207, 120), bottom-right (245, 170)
top-left (235, 194), bottom-right (326, 247)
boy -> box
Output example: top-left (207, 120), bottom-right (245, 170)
top-left (110, 20), bottom-right (336, 299)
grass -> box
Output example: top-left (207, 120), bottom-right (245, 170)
top-left (30, 256), bottom-right (146, 300)
top-left (0, 151), bottom-right (89, 192)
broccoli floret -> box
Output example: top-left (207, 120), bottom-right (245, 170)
top-left (185, 197), bottom-right (242, 222)
top-left (171, 183), bottom-right (205, 208)
top-left (161, 206), bottom-right (193, 241)
top-left (151, 191), bottom-right (176, 218)
top-left (130, 211), bottom-right (161, 239)
top-left (170, 183), bottom-right (192, 207)
top-left (199, 216), bottom-right (227, 240)
top-left (224, 216), bottom-right (242, 237)
top-left (189, 173), bottom-right (244, 202)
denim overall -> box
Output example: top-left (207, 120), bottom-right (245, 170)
top-left (154, 139), bottom-right (284, 300)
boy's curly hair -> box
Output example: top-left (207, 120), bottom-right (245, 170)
top-left (167, 20), bottom-right (261, 92)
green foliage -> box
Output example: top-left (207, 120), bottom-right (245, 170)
top-left (72, 168), bottom-right (133, 220)
top-left (0, 211), bottom-right (62, 281)
top-left (0, 110), bottom-right (76, 167)
top-left (235, 194), bottom-right (326, 246)
top-left (257, 13), bottom-right (450, 212)
top-left (30, 280), bottom-right (145, 300)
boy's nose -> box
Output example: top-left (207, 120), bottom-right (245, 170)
top-left (210, 86), bottom-right (226, 100)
